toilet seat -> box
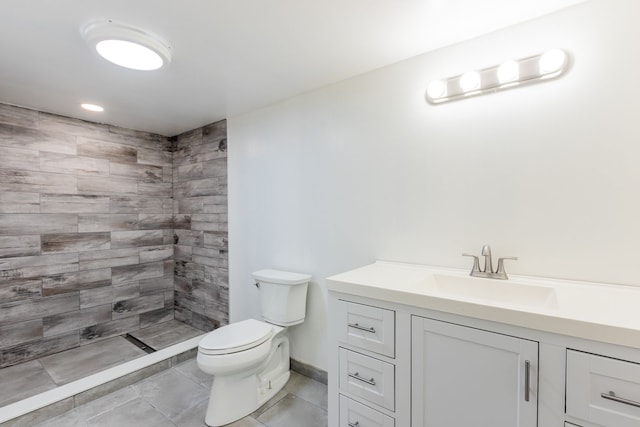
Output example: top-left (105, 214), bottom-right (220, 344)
top-left (199, 319), bottom-right (273, 355)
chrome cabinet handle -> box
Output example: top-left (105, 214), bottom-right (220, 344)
top-left (601, 391), bottom-right (640, 408)
top-left (524, 360), bottom-right (530, 402)
top-left (348, 323), bottom-right (376, 333)
top-left (348, 422), bottom-right (360, 427)
top-left (348, 372), bottom-right (376, 386)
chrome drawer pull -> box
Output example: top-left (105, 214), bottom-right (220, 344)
top-left (601, 391), bottom-right (640, 408)
top-left (348, 422), bottom-right (360, 427)
top-left (524, 360), bottom-right (530, 402)
top-left (348, 323), bottom-right (376, 333)
top-left (348, 372), bottom-right (376, 386)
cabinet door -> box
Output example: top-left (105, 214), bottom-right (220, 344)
top-left (412, 316), bottom-right (538, 427)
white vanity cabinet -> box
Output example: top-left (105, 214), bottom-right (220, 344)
top-left (331, 299), bottom-right (403, 427)
top-left (327, 262), bottom-right (640, 427)
top-left (411, 316), bottom-right (538, 427)
top-left (566, 349), bottom-right (640, 427)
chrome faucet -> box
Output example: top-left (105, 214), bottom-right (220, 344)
top-left (481, 244), bottom-right (493, 276)
top-left (462, 244), bottom-right (517, 280)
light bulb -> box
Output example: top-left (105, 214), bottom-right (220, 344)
top-left (497, 60), bottom-right (519, 84)
top-left (539, 49), bottom-right (567, 74)
top-left (96, 39), bottom-right (164, 71)
top-left (459, 71), bottom-right (481, 93)
top-left (427, 80), bottom-right (447, 100)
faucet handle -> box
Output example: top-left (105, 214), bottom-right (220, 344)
top-left (462, 253), bottom-right (481, 275)
top-left (496, 257), bottom-right (518, 278)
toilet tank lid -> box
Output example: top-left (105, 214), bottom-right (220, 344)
top-left (252, 269), bottom-right (311, 285)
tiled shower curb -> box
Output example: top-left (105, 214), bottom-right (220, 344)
top-left (0, 334), bottom-right (205, 426)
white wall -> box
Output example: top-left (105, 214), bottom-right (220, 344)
top-left (228, 0), bottom-right (640, 370)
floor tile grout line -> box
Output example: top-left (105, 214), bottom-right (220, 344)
top-left (80, 386), bottom-right (141, 423)
top-left (251, 391), bottom-right (289, 418)
top-left (36, 359), bottom-right (58, 388)
top-left (130, 366), bottom-right (210, 423)
top-left (287, 393), bottom-right (328, 413)
top-left (170, 360), bottom-right (211, 390)
top-left (284, 374), bottom-right (329, 411)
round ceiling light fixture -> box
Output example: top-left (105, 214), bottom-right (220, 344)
top-left (82, 21), bottom-right (171, 71)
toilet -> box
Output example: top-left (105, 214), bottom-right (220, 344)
top-left (197, 269), bottom-right (311, 427)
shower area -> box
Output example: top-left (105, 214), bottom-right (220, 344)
top-left (0, 103), bottom-right (228, 421)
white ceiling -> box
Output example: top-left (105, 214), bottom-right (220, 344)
top-left (0, 0), bottom-right (587, 136)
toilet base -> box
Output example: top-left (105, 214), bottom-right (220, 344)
top-left (203, 336), bottom-right (290, 426)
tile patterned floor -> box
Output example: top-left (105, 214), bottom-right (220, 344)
top-left (128, 320), bottom-right (204, 351)
top-left (0, 360), bottom-right (57, 407)
top-left (40, 337), bottom-right (147, 385)
top-left (35, 360), bottom-right (328, 427)
top-left (0, 320), bottom-right (203, 408)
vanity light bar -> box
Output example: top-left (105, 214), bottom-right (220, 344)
top-left (426, 49), bottom-right (569, 104)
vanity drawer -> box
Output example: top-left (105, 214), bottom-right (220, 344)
top-left (338, 300), bottom-right (395, 358)
top-left (567, 349), bottom-right (640, 427)
top-left (339, 348), bottom-right (395, 411)
top-left (340, 395), bottom-right (394, 427)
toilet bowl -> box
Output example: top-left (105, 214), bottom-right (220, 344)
top-left (197, 319), bottom-right (289, 426)
top-left (196, 269), bottom-right (311, 427)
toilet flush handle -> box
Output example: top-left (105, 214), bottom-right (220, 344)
top-left (254, 281), bottom-right (260, 288)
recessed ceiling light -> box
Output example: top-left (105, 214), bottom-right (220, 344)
top-left (82, 21), bottom-right (171, 71)
top-left (81, 103), bottom-right (104, 112)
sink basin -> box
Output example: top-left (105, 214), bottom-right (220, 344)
top-left (327, 260), bottom-right (640, 350)
top-left (426, 273), bottom-right (559, 309)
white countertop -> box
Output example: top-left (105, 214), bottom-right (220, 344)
top-left (326, 261), bottom-right (640, 350)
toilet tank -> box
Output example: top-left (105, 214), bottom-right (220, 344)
top-left (252, 269), bottom-right (311, 326)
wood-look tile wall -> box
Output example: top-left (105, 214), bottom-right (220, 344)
top-left (173, 121), bottom-right (229, 331)
top-left (0, 104), bottom-right (176, 367)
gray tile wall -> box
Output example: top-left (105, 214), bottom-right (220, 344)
top-left (172, 121), bottom-right (228, 331)
top-left (0, 104), bottom-right (176, 367)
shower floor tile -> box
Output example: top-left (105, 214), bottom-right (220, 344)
top-left (0, 360), bottom-right (57, 407)
top-left (0, 320), bottom-right (206, 422)
top-left (40, 337), bottom-right (147, 385)
top-left (128, 319), bottom-right (204, 350)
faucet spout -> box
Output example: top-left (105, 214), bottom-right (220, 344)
top-left (481, 244), bottom-right (493, 274)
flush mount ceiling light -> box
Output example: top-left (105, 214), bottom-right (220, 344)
top-left (82, 21), bottom-right (172, 71)
top-left (426, 49), bottom-right (569, 104)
